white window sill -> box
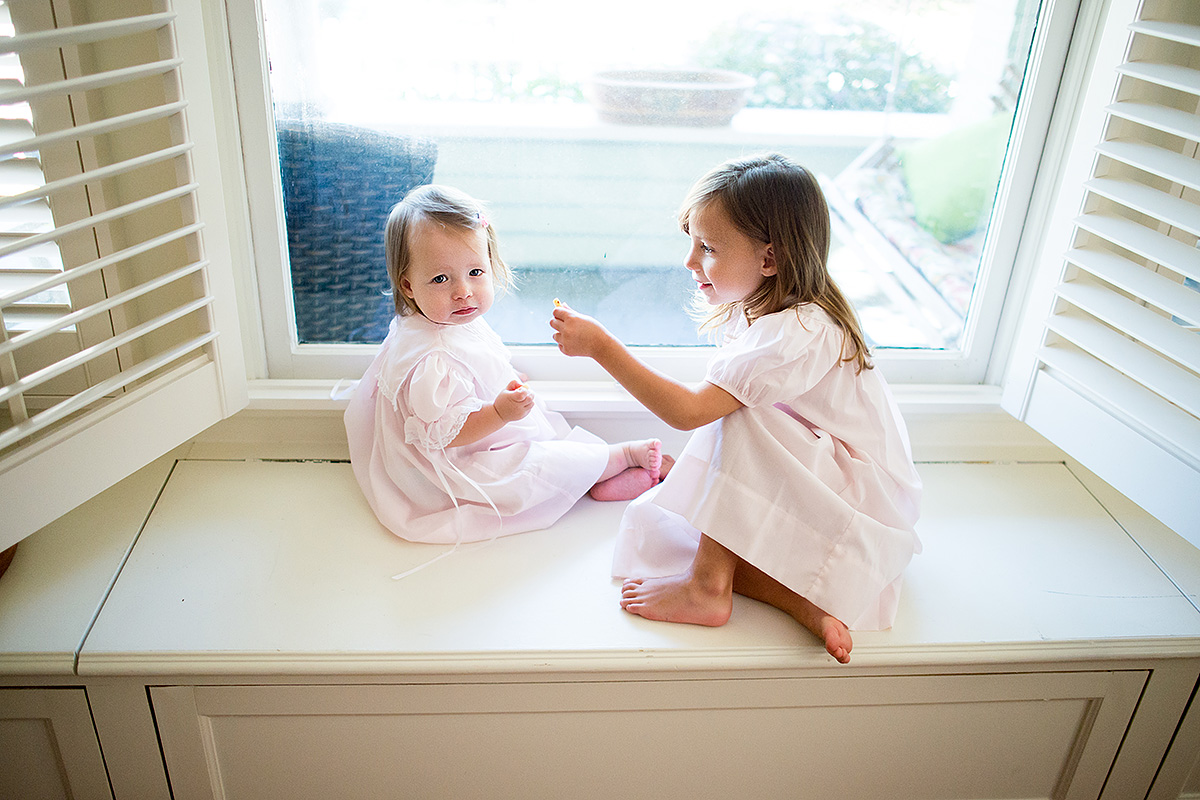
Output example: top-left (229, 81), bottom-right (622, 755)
top-left (234, 379), bottom-right (1057, 465)
top-left (246, 378), bottom-right (1005, 415)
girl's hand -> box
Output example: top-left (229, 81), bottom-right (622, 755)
top-left (549, 303), bottom-right (615, 359)
top-left (493, 379), bottom-right (534, 422)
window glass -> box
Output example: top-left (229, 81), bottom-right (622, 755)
top-left (261, 0), bottom-right (1040, 351)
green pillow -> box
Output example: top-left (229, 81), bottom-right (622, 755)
top-left (897, 111), bottom-right (1014, 244)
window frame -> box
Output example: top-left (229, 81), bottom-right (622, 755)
top-left (227, 0), bottom-right (1081, 388)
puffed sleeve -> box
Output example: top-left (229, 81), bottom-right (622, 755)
top-left (705, 310), bottom-right (844, 407)
top-left (400, 353), bottom-right (484, 451)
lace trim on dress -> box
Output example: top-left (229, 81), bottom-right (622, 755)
top-left (403, 401), bottom-right (478, 452)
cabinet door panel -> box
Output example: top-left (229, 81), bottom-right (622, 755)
top-left (152, 671), bottom-right (1146, 800)
top-left (0, 688), bottom-right (112, 800)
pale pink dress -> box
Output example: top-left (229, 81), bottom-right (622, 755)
top-left (345, 314), bottom-right (609, 544)
top-left (613, 305), bottom-right (922, 630)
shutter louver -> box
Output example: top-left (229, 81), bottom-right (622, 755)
top-left (0, 0), bottom-right (246, 548)
top-left (1025, 3), bottom-right (1200, 535)
top-left (0, 3), bottom-right (217, 451)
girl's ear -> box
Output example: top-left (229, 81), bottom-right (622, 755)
top-left (400, 277), bottom-right (415, 299)
top-left (761, 243), bottom-right (778, 277)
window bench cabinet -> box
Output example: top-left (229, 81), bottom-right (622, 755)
top-left (3, 444), bottom-right (1200, 799)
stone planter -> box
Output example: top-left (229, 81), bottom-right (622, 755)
top-left (586, 68), bottom-right (755, 127)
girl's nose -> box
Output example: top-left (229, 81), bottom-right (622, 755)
top-left (453, 280), bottom-right (471, 300)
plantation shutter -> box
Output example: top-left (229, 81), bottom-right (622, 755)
top-left (1006, 0), bottom-right (1200, 538)
top-left (0, 0), bottom-right (247, 549)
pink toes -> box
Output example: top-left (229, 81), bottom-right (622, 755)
top-left (646, 439), bottom-right (662, 481)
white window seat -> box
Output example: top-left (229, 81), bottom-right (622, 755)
top-left (2, 409), bottom-right (1200, 799)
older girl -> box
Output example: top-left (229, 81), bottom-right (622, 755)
top-left (551, 155), bottom-right (921, 663)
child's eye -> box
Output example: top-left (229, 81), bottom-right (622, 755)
top-left (431, 275), bottom-right (448, 284)
top-left (701, 244), bottom-right (714, 254)
top-left (469, 268), bottom-right (485, 277)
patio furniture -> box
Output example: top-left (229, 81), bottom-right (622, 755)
top-left (276, 119), bottom-right (437, 343)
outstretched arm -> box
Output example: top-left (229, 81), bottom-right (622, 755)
top-left (449, 380), bottom-right (534, 447)
top-left (550, 305), bottom-right (741, 431)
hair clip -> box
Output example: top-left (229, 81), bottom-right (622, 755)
top-left (476, 212), bottom-right (489, 229)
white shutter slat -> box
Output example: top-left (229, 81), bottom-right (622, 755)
top-left (1095, 139), bottom-right (1200, 191)
top-left (0, 332), bottom-right (218, 453)
top-left (0, 201), bottom-right (52, 235)
top-left (0, 183), bottom-right (197, 258)
top-left (1115, 61), bottom-right (1200, 95)
top-left (0, 259), bottom-right (208, 355)
top-left (0, 157), bottom-right (45, 194)
top-left (0, 142), bottom-right (192, 210)
top-left (0, 57), bottom-right (183, 106)
top-left (1037, 343), bottom-right (1200, 471)
top-left (1105, 100), bottom-right (1200, 142)
top-left (0, 295), bottom-right (213, 403)
top-left (0, 13), bottom-right (173, 54)
top-left (1081, 289), bottom-right (1200, 375)
top-left (1074, 212), bottom-right (1200, 282)
top-left (0, 101), bottom-right (187, 159)
top-left (1084, 176), bottom-right (1200, 236)
top-left (0, 118), bottom-right (33, 151)
top-left (1064, 246), bottom-right (1200, 325)
top-left (1048, 309), bottom-right (1199, 418)
top-left (1128, 20), bottom-right (1200, 47)
top-left (0, 222), bottom-right (202, 306)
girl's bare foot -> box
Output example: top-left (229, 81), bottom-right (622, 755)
top-left (818, 614), bottom-right (853, 664)
top-left (620, 571), bottom-right (733, 627)
top-left (623, 439), bottom-right (662, 480)
top-left (589, 468), bottom-right (656, 501)
top-left (731, 556), bottom-right (854, 664)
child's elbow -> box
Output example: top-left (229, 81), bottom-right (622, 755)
top-left (665, 407), bottom-right (713, 431)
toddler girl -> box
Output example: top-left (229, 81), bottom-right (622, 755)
top-left (345, 184), bottom-right (663, 552)
top-left (550, 154), bottom-right (921, 663)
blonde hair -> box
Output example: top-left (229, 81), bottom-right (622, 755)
top-left (679, 153), bottom-right (872, 372)
top-left (384, 184), bottom-right (512, 317)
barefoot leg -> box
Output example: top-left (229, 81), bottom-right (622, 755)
top-left (620, 535), bottom-right (737, 626)
top-left (733, 559), bottom-right (853, 664)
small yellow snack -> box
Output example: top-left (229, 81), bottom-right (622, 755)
top-left (553, 298), bottom-right (562, 307)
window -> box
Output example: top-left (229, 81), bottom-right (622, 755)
top-left (240, 0), bottom-right (1072, 383)
top-left (3, 0), bottom-right (1194, 544)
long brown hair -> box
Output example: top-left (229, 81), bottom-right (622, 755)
top-left (384, 184), bottom-right (512, 317)
top-left (679, 153), bottom-right (872, 372)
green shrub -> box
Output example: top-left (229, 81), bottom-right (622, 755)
top-left (697, 15), bottom-right (954, 113)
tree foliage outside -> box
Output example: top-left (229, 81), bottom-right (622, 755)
top-left (696, 15), bottom-right (955, 113)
